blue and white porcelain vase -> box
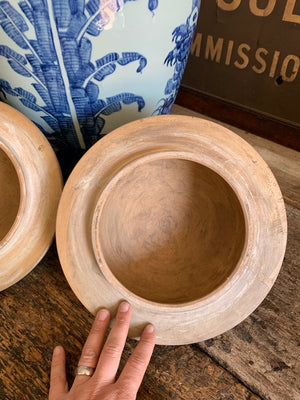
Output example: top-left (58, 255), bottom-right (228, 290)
top-left (0, 0), bottom-right (200, 168)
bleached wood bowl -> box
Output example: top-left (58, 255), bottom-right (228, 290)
top-left (0, 102), bottom-right (62, 291)
top-left (56, 115), bottom-right (287, 345)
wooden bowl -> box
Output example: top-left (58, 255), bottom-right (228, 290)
top-left (0, 103), bottom-right (63, 291)
top-left (56, 115), bottom-right (287, 345)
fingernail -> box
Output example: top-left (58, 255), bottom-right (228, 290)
top-left (144, 324), bottom-right (155, 334)
top-left (119, 301), bottom-right (130, 313)
top-left (97, 309), bottom-right (109, 321)
top-left (53, 345), bottom-right (63, 355)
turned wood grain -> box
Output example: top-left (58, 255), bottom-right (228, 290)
top-left (97, 158), bottom-right (245, 304)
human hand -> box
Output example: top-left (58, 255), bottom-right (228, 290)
top-left (49, 302), bottom-right (156, 400)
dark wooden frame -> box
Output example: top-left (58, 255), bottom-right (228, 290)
top-left (176, 87), bottom-right (300, 152)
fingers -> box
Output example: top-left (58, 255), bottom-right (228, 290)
top-left (94, 301), bottom-right (132, 385)
top-left (74, 308), bottom-right (110, 385)
top-left (49, 346), bottom-right (68, 400)
top-left (49, 304), bottom-right (155, 400)
top-left (117, 324), bottom-right (156, 395)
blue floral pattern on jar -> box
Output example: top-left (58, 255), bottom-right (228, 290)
top-left (0, 0), bottom-right (200, 155)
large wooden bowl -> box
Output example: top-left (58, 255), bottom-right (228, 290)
top-left (0, 103), bottom-right (62, 291)
top-left (56, 115), bottom-right (287, 345)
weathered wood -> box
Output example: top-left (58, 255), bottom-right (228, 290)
top-left (134, 344), bottom-right (262, 400)
top-left (197, 204), bottom-right (300, 400)
top-left (0, 245), bottom-right (260, 400)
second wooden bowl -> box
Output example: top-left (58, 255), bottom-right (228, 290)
top-left (0, 103), bottom-right (62, 291)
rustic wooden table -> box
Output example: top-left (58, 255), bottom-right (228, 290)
top-left (0, 105), bottom-right (299, 400)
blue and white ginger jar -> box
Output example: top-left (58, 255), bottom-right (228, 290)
top-left (0, 0), bottom-right (200, 163)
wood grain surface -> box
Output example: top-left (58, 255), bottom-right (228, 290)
top-left (0, 245), bottom-right (261, 400)
top-left (198, 203), bottom-right (300, 400)
top-left (0, 105), bottom-right (298, 400)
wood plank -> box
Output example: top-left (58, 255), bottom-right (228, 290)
top-left (196, 204), bottom-right (300, 400)
top-left (133, 343), bottom-right (262, 400)
top-left (0, 245), bottom-right (260, 400)
top-left (175, 88), bottom-right (300, 152)
top-left (171, 105), bottom-right (300, 209)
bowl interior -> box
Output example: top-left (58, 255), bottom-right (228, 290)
top-left (0, 147), bottom-right (21, 243)
top-left (96, 157), bottom-right (246, 304)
